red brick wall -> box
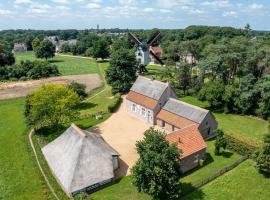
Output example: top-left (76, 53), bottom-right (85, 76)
top-left (180, 149), bottom-right (206, 173)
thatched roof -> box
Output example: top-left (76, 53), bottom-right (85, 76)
top-left (42, 124), bottom-right (119, 195)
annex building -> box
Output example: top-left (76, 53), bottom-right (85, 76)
top-left (126, 76), bottom-right (217, 172)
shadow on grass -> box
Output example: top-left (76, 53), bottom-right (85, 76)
top-left (77, 102), bottom-right (98, 110)
top-left (181, 182), bottom-right (205, 199)
top-left (48, 59), bottom-right (64, 64)
top-left (219, 151), bottom-right (233, 158)
top-left (181, 153), bottom-right (214, 179)
top-left (259, 170), bottom-right (270, 178)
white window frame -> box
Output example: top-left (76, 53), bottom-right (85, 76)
top-left (141, 108), bottom-right (146, 117)
top-left (132, 104), bottom-right (136, 112)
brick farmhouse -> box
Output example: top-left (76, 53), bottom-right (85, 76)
top-left (126, 76), bottom-right (217, 172)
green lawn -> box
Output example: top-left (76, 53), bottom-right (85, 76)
top-left (0, 98), bottom-right (50, 200)
top-left (181, 140), bottom-right (241, 187)
top-left (15, 51), bottom-right (99, 76)
top-left (181, 96), bottom-right (268, 143)
top-left (182, 160), bottom-right (270, 200)
top-left (91, 140), bottom-right (241, 199)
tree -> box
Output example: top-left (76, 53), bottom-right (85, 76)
top-left (0, 41), bottom-right (15, 67)
top-left (176, 62), bottom-right (191, 95)
top-left (33, 38), bottom-right (55, 60)
top-left (256, 76), bottom-right (270, 119)
top-left (223, 83), bottom-right (241, 113)
top-left (68, 81), bottom-right (87, 98)
top-left (131, 128), bottom-right (182, 200)
top-left (90, 36), bottom-right (110, 59)
top-left (256, 123), bottom-right (270, 174)
top-left (198, 80), bottom-right (225, 108)
top-left (214, 129), bottom-right (227, 155)
top-left (26, 84), bottom-right (80, 129)
top-left (106, 48), bottom-right (137, 94)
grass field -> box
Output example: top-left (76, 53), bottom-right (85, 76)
top-left (91, 140), bottom-right (241, 199)
top-left (0, 98), bottom-right (50, 200)
top-left (0, 55), bottom-right (116, 199)
top-left (181, 96), bottom-right (268, 143)
top-left (182, 160), bottom-right (270, 200)
top-left (15, 51), bottom-right (99, 76)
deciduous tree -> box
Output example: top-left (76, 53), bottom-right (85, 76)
top-left (105, 47), bottom-right (137, 94)
top-left (132, 128), bottom-right (182, 200)
top-left (26, 84), bottom-right (80, 129)
top-left (214, 129), bottom-right (227, 155)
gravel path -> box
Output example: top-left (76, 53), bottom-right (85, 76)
top-left (0, 74), bottom-right (102, 100)
top-left (89, 97), bottom-right (165, 178)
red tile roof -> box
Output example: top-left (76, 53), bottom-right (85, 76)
top-left (151, 46), bottom-right (163, 55)
top-left (156, 109), bottom-right (197, 129)
top-left (166, 125), bottom-right (207, 159)
top-left (126, 91), bottom-right (158, 110)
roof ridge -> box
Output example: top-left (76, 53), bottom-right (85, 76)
top-left (168, 124), bottom-right (198, 136)
top-left (69, 138), bottom-right (85, 192)
top-left (137, 75), bottom-right (169, 86)
top-left (169, 98), bottom-right (209, 113)
top-left (71, 123), bottom-right (86, 137)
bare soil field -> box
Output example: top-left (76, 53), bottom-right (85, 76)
top-left (0, 74), bottom-right (102, 100)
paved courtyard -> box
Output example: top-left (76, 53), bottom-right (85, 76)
top-left (90, 97), bottom-right (165, 178)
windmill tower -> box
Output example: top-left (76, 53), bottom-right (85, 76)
top-left (128, 31), bottom-right (164, 73)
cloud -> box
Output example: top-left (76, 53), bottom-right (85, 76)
top-left (223, 11), bottom-right (237, 17)
top-left (248, 3), bottom-right (264, 11)
top-left (86, 3), bottom-right (101, 9)
top-left (156, 0), bottom-right (194, 9)
top-left (202, 0), bottom-right (231, 8)
top-left (14, 0), bottom-right (32, 4)
top-left (56, 6), bottom-right (70, 10)
top-left (160, 9), bottom-right (172, 13)
top-left (0, 9), bottom-right (11, 15)
top-left (143, 8), bottom-right (155, 13)
top-left (27, 3), bottom-right (51, 14)
top-left (51, 0), bottom-right (71, 4)
top-left (118, 0), bottom-right (137, 6)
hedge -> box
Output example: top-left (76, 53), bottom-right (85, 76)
top-left (225, 132), bottom-right (261, 157)
top-left (108, 93), bottom-right (122, 113)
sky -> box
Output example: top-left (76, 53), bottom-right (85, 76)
top-left (0, 0), bottom-right (269, 30)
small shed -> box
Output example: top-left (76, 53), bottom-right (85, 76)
top-left (42, 123), bottom-right (120, 196)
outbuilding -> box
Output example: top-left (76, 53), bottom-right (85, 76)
top-left (42, 124), bottom-right (120, 196)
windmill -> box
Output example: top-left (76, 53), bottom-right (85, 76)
top-left (128, 31), bottom-right (164, 73)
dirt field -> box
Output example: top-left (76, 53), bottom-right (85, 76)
top-left (90, 97), bottom-right (166, 178)
top-left (0, 74), bottom-right (102, 100)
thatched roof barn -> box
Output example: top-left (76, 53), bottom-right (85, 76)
top-left (42, 124), bottom-right (119, 196)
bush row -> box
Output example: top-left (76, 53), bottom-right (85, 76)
top-left (0, 60), bottom-right (59, 81)
top-left (108, 93), bottom-right (122, 113)
top-left (225, 133), bottom-right (261, 158)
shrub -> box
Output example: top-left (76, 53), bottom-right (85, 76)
top-left (225, 133), bottom-right (260, 157)
top-left (108, 93), bottom-right (122, 113)
top-left (68, 81), bottom-right (87, 98)
top-left (0, 60), bottom-right (59, 81)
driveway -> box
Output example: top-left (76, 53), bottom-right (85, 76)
top-left (90, 97), bottom-right (164, 178)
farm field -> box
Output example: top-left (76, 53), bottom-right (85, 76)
top-left (182, 160), bottom-right (270, 200)
top-left (15, 51), bottom-right (99, 76)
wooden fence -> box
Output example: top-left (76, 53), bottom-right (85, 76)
top-left (182, 156), bottom-right (248, 196)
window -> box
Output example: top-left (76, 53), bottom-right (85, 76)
top-left (141, 108), bottom-right (146, 117)
top-left (194, 154), bottom-right (199, 164)
top-left (132, 104), bottom-right (136, 112)
top-left (206, 121), bottom-right (208, 126)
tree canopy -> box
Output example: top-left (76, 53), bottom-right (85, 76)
top-left (26, 84), bottom-right (80, 129)
top-left (105, 47), bottom-right (137, 94)
top-left (132, 128), bottom-right (182, 200)
top-left (32, 38), bottom-right (55, 60)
